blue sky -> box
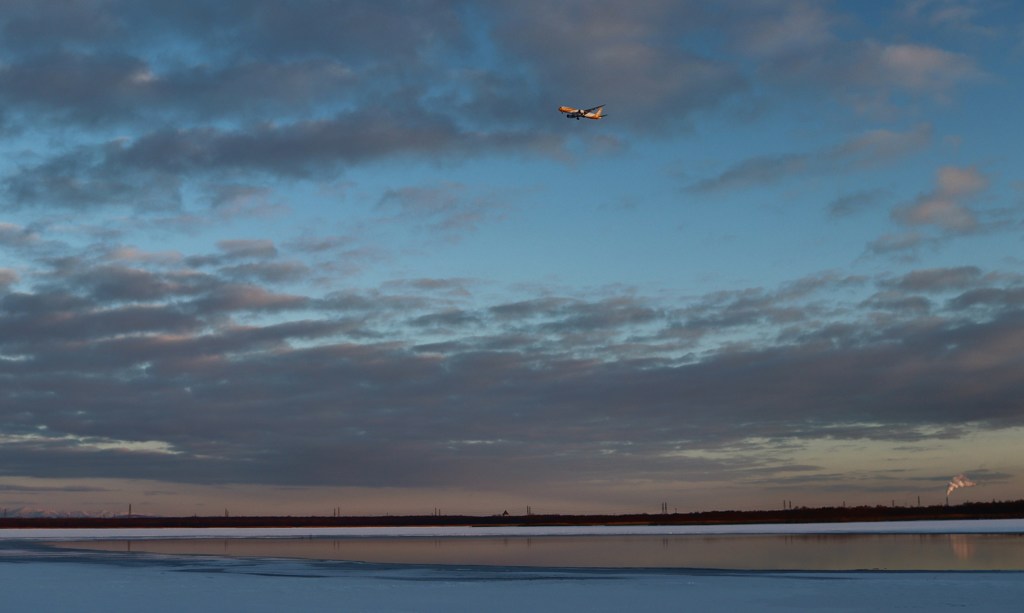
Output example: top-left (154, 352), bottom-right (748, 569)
top-left (1, 0), bottom-right (1023, 516)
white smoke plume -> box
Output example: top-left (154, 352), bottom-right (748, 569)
top-left (946, 473), bottom-right (977, 497)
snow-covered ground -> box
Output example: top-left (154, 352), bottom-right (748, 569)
top-left (2, 520), bottom-right (1023, 612)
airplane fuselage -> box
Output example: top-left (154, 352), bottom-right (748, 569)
top-left (559, 105), bottom-right (604, 120)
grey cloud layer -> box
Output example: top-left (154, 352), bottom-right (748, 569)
top-left (2, 233), bottom-right (1022, 488)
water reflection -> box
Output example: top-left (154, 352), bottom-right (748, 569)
top-left (950, 534), bottom-right (975, 560)
top-left (58, 533), bottom-right (1024, 571)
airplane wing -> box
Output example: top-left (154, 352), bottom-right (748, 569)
top-left (584, 105), bottom-right (604, 113)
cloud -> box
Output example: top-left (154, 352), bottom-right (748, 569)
top-left (3, 146), bottom-right (184, 211)
top-left (0, 1), bottom-right (1021, 502)
top-left (4, 109), bottom-right (561, 210)
top-left (0, 52), bottom-right (152, 123)
top-left (6, 232), bottom-right (1023, 490)
top-left (728, 2), bottom-right (984, 111)
top-left (905, 199), bottom-right (974, 230)
top-left (0, 482), bottom-right (108, 493)
top-left (892, 166), bottom-right (987, 232)
top-left (538, 297), bottom-right (663, 334)
top-left (829, 189), bottom-right (888, 217)
top-left (0, 1), bottom-right (991, 223)
top-left (690, 153), bottom-right (808, 193)
top-left (949, 287), bottom-right (1024, 311)
top-left (0, 7), bottom-right (491, 112)
top-left (881, 266), bottom-right (984, 292)
top-left (865, 42), bottom-right (982, 95)
top-left (377, 183), bottom-right (505, 239)
top-left (937, 165), bottom-right (988, 195)
top-left (109, 111), bottom-right (509, 176)
top-left (730, 0), bottom-right (838, 60)
top-left (184, 239), bottom-right (282, 269)
top-left (488, 1), bottom-right (745, 130)
top-left (410, 309), bottom-right (482, 330)
top-left (219, 261), bottom-right (310, 284)
top-left (67, 265), bottom-right (202, 303)
top-left (218, 239), bottom-right (277, 259)
top-left (860, 291), bottom-right (932, 314)
top-left (0, 2), bottom-right (565, 213)
top-left (691, 124), bottom-right (931, 192)
top-left (900, 0), bottom-right (1001, 37)
top-left (0, 222), bottom-right (39, 248)
top-left (383, 278), bottom-right (474, 297)
top-left (0, 268), bottom-right (17, 289)
top-left (866, 231), bottom-right (927, 256)
top-left (189, 284), bottom-right (307, 314)
top-left (0, 52), bottom-right (354, 125)
top-left (0, 0), bottom-right (120, 52)
top-left (1, 260), bottom-right (1022, 489)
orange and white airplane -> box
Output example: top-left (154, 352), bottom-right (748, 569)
top-left (559, 104), bottom-right (605, 120)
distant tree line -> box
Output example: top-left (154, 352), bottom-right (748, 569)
top-left (2, 499), bottom-right (1023, 529)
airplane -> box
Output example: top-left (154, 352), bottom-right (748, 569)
top-left (558, 104), bottom-right (605, 120)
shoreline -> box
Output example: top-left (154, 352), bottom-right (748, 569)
top-left (3, 518), bottom-right (1023, 541)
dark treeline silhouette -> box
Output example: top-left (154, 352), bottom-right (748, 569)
top-left (1, 499), bottom-right (1022, 529)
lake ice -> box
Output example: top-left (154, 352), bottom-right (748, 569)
top-left (3, 520), bottom-right (1023, 612)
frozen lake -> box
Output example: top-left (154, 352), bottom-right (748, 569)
top-left (50, 533), bottom-right (1024, 571)
top-left (4, 520), bottom-right (1024, 611)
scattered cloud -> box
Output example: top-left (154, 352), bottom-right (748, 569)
top-left (691, 124), bottom-right (931, 193)
top-left (893, 166), bottom-right (987, 232)
top-left (880, 266), bottom-right (984, 292)
top-left (829, 189), bottom-right (888, 217)
top-left (730, 2), bottom-right (984, 111)
top-left (489, 1), bottom-right (744, 131)
top-left (377, 183), bottom-right (506, 239)
top-left (866, 231), bottom-right (927, 256)
top-left (0, 268), bottom-right (17, 289)
top-left (1, 229), bottom-right (1021, 489)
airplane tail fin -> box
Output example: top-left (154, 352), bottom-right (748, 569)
top-left (593, 106), bottom-right (604, 118)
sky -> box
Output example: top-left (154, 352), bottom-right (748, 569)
top-left (1, 0), bottom-right (1023, 517)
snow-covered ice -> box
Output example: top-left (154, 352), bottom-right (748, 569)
top-left (2, 544), bottom-right (1023, 612)
top-left (2, 520), bottom-right (1023, 612)
top-left (3, 517), bottom-right (1024, 540)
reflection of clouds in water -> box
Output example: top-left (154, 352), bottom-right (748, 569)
top-left (46, 531), bottom-right (1024, 570)
top-left (949, 534), bottom-right (976, 561)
